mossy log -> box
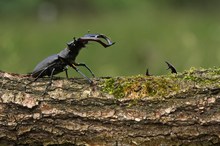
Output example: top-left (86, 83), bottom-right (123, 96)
top-left (0, 68), bottom-right (220, 146)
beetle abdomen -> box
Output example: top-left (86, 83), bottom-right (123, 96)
top-left (32, 54), bottom-right (65, 78)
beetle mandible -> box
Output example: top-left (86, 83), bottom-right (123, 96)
top-left (26, 33), bottom-right (115, 93)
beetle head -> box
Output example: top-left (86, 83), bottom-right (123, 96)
top-left (67, 37), bottom-right (88, 52)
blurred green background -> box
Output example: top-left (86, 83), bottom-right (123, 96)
top-left (0, 0), bottom-right (220, 77)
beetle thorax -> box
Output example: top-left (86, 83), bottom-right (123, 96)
top-left (58, 48), bottom-right (79, 63)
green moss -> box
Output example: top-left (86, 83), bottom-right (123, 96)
top-left (101, 77), bottom-right (125, 98)
top-left (178, 67), bottom-right (220, 87)
top-left (100, 67), bottom-right (220, 99)
top-left (100, 75), bottom-right (181, 99)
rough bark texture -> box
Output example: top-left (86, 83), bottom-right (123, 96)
top-left (0, 69), bottom-right (220, 146)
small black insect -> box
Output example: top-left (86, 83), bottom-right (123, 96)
top-left (165, 61), bottom-right (177, 74)
top-left (26, 33), bottom-right (115, 93)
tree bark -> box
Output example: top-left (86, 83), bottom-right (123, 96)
top-left (0, 69), bottom-right (220, 146)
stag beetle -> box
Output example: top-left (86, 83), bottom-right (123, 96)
top-left (26, 34), bottom-right (115, 93)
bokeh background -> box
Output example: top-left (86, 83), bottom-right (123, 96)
top-left (1, 0), bottom-right (220, 77)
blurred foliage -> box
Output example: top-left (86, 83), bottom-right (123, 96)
top-left (0, 0), bottom-right (220, 77)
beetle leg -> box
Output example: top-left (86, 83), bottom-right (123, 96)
top-left (32, 68), bottom-right (48, 82)
top-left (58, 57), bottom-right (93, 84)
top-left (43, 68), bottom-right (55, 95)
top-left (26, 61), bottom-right (59, 92)
top-left (73, 66), bottom-right (93, 84)
top-left (25, 66), bottom-right (49, 91)
top-left (64, 67), bottom-right (69, 79)
top-left (74, 62), bottom-right (95, 77)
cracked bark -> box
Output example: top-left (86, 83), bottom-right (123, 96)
top-left (0, 70), bottom-right (220, 146)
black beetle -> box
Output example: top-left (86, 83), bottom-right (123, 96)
top-left (26, 33), bottom-right (115, 93)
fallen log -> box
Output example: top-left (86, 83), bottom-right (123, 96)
top-left (0, 68), bottom-right (220, 145)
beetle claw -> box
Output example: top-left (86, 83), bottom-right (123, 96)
top-left (79, 34), bottom-right (115, 48)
